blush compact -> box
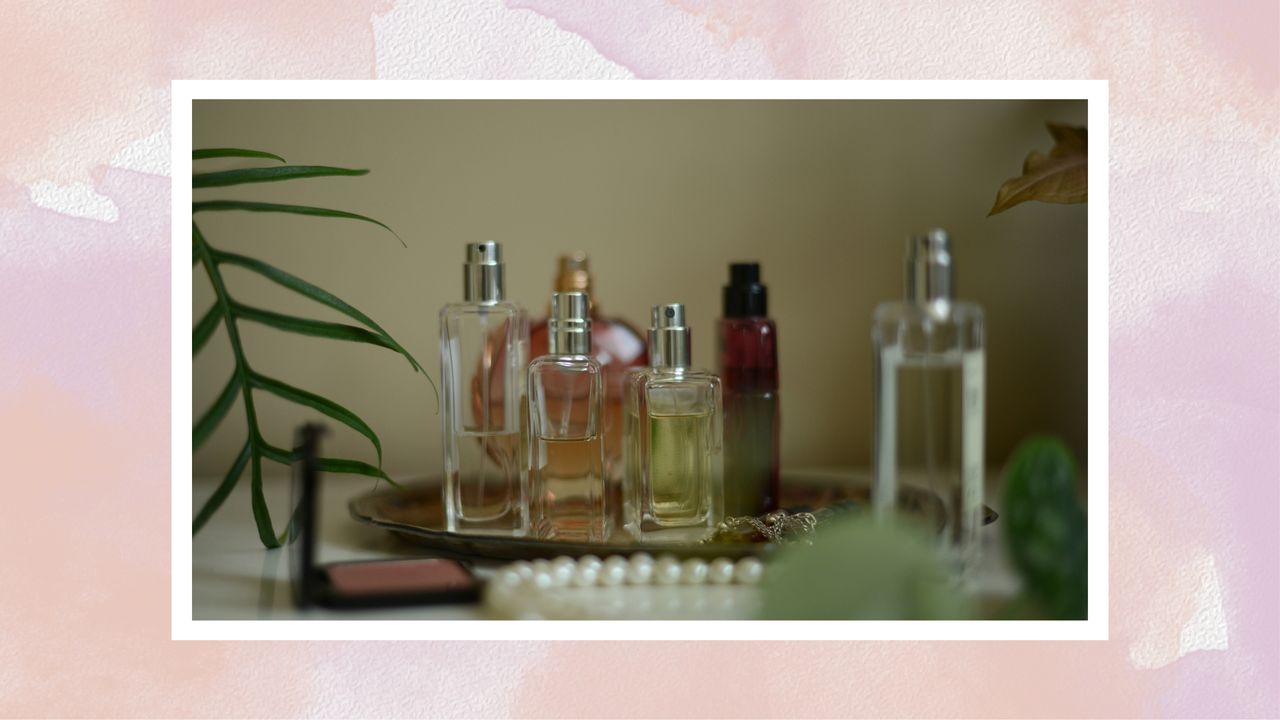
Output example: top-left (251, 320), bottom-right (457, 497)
top-left (288, 424), bottom-right (481, 609)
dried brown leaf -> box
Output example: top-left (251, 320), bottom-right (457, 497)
top-left (988, 122), bottom-right (1088, 216)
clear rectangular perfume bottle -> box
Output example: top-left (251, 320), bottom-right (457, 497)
top-left (527, 292), bottom-right (609, 542)
top-left (872, 229), bottom-right (985, 571)
top-left (440, 241), bottom-right (529, 536)
top-left (623, 303), bottom-right (724, 543)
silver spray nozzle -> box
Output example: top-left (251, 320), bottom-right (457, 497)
top-left (464, 241), bottom-right (505, 303)
top-left (549, 291), bottom-right (592, 355)
top-left (906, 228), bottom-right (954, 312)
top-left (649, 303), bottom-right (691, 369)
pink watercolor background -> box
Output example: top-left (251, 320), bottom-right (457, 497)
top-left (1, 0), bottom-right (1277, 717)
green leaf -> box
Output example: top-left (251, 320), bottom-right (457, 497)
top-left (248, 453), bottom-right (281, 548)
top-left (193, 148), bottom-right (286, 163)
top-left (193, 373), bottom-right (241, 451)
top-left (1002, 436), bottom-right (1087, 619)
top-left (258, 441), bottom-right (399, 487)
top-left (315, 457), bottom-right (397, 487)
top-left (231, 302), bottom-right (397, 351)
top-left (251, 371), bottom-right (383, 466)
top-left (193, 304), bottom-right (220, 354)
top-left (258, 442), bottom-right (294, 466)
top-left (193, 440), bottom-right (251, 535)
top-left (214, 250), bottom-right (434, 399)
top-left (193, 201), bottom-right (405, 247)
top-left (193, 165), bottom-right (368, 189)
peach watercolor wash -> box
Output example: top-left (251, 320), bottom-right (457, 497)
top-left (0, 0), bottom-right (1276, 717)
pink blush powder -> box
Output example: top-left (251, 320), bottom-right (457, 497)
top-left (324, 559), bottom-right (474, 596)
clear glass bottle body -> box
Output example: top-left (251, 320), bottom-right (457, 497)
top-left (872, 301), bottom-right (984, 569)
top-left (717, 317), bottom-right (780, 516)
top-left (527, 354), bottom-right (608, 542)
top-left (440, 301), bottom-right (529, 535)
top-left (623, 368), bottom-right (723, 543)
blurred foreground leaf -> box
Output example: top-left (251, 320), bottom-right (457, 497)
top-left (760, 517), bottom-right (970, 620)
top-left (1003, 436), bottom-right (1088, 619)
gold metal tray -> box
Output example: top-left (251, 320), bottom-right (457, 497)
top-left (349, 472), bottom-right (996, 563)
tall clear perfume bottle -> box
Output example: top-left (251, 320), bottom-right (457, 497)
top-left (623, 304), bottom-right (724, 543)
top-left (872, 229), bottom-right (985, 571)
top-left (717, 262), bottom-right (780, 517)
top-left (440, 241), bottom-right (529, 536)
top-left (527, 292), bottom-right (609, 542)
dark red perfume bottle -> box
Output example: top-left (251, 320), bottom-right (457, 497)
top-left (717, 262), bottom-right (780, 516)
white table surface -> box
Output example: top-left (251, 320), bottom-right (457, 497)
top-left (191, 471), bottom-right (1020, 620)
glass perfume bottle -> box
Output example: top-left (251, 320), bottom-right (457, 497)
top-left (440, 241), bottom-right (530, 536)
top-left (527, 292), bottom-right (609, 542)
top-left (717, 262), bottom-right (780, 516)
top-left (872, 229), bottom-right (985, 570)
top-left (528, 253), bottom-right (647, 486)
top-left (623, 303), bottom-right (724, 543)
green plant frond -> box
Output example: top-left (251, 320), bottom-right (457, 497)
top-left (250, 371), bottom-right (383, 466)
top-left (193, 165), bottom-right (368, 189)
top-left (193, 201), bottom-right (405, 248)
top-left (213, 249), bottom-right (436, 402)
top-left (193, 148), bottom-right (286, 163)
top-left (194, 373), bottom-right (242, 450)
top-left (314, 457), bottom-right (397, 486)
top-left (248, 453), bottom-right (281, 548)
top-left (257, 440), bottom-right (397, 486)
top-left (193, 304), bottom-right (220, 354)
top-left (258, 442), bottom-right (294, 466)
top-left (230, 302), bottom-right (398, 351)
top-left (192, 440), bottom-right (251, 534)
top-left (192, 154), bottom-right (428, 546)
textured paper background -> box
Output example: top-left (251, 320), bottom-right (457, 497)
top-left (1, 1), bottom-right (1277, 717)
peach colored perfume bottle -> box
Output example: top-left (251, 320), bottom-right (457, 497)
top-left (528, 253), bottom-right (647, 484)
top-left (526, 292), bottom-right (609, 542)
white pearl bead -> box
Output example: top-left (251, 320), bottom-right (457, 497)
top-left (493, 568), bottom-right (524, 588)
top-left (550, 556), bottom-right (575, 587)
top-left (680, 558), bottom-right (708, 584)
top-left (509, 561), bottom-right (535, 581)
top-left (707, 558), bottom-right (735, 585)
top-left (626, 553), bottom-right (655, 585)
top-left (654, 555), bottom-right (682, 585)
top-left (733, 557), bottom-right (764, 584)
top-left (600, 556), bottom-right (627, 586)
top-left (572, 563), bottom-right (599, 587)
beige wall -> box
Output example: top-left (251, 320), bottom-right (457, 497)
top-left (192, 99), bottom-right (1088, 478)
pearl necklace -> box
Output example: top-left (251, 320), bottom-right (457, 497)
top-left (485, 553), bottom-right (765, 620)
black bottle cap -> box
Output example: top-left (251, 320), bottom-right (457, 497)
top-left (723, 262), bottom-right (768, 317)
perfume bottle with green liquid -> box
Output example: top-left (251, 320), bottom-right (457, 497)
top-left (623, 304), bottom-right (724, 543)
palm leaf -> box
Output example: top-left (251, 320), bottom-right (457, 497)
top-left (193, 373), bottom-right (241, 450)
top-left (192, 153), bottom-right (426, 547)
top-left (193, 165), bottom-right (367, 189)
top-left (193, 304), bottom-right (220, 353)
top-left (193, 200), bottom-right (405, 247)
top-left (193, 148), bottom-right (286, 163)
top-left (192, 440), bottom-right (251, 534)
top-left (214, 249), bottom-right (433, 393)
top-left (251, 371), bottom-right (383, 466)
top-left (231, 302), bottom-right (398, 351)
